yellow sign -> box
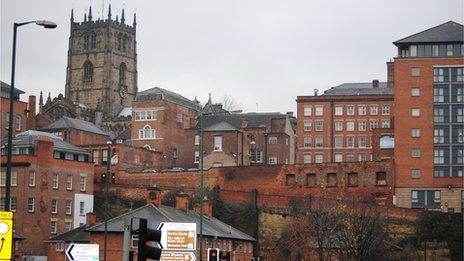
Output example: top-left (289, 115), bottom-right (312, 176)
top-left (0, 211), bottom-right (13, 260)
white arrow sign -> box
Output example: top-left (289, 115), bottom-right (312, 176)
top-left (160, 251), bottom-right (196, 261)
top-left (66, 243), bottom-right (99, 261)
top-left (158, 222), bottom-right (197, 251)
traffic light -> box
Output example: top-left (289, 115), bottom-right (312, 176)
top-left (137, 218), bottom-right (162, 261)
top-left (207, 248), bottom-right (219, 261)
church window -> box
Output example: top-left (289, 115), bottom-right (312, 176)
top-left (90, 32), bottom-right (97, 49)
top-left (123, 35), bottom-right (128, 52)
top-left (83, 61), bottom-right (93, 82)
top-left (84, 34), bottom-right (89, 50)
top-left (139, 125), bottom-right (155, 140)
top-left (119, 63), bottom-right (127, 85)
top-left (117, 33), bottom-right (123, 51)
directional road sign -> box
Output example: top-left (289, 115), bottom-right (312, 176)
top-left (158, 222), bottom-right (197, 251)
top-left (160, 251), bottom-right (196, 261)
top-left (66, 243), bottom-right (99, 261)
top-left (0, 212), bottom-right (13, 260)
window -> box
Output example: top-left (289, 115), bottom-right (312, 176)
top-left (51, 199), bottom-right (58, 214)
top-left (433, 68), bottom-right (447, 82)
top-left (285, 174), bottom-right (296, 186)
top-left (370, 105), bottom-right (378, 115)
top-left (28, 198), bottom-right (35, 213)
top-left (65, 200), bottom-right (73, 215)
top-left (334, 121), bottom-right (343, 131)
top-left (334, 153), bottom-right (343, 162)
top-left (411, 87), bottom-right (420, 96)
top-left (84, 33), bottom-right (89, 50)
top-left (66, 175), bottom-right (73, 190)
top-left (0, 173), bottom-right (4, 187)
top-left (376, 172), bottom-right (387, 186)
top-left (358, 136), bottom-right (366, 148)
top-left (410, 45), bottom-right (417, 56)
top-left (382, 105), bottom-right (390, 115)
top-left (358, 106), bottom-right (366, 115)
top-left (411, 68), bottom-right (420, 77)
top-left (334, 136), bottom-right (343, 148)
top-left (306, 173), bottom-right (316, 187)
top-left (315, 106), bottom-right (323, 116)
top-left (370, 120), bottom-right (378, 130)
top-left (50, 220), bottom-right (58, 234)
top-left (434, 107), bottom-right (447, 123)
top-left (452, 67), bottom-right (464, 82)
top-left (194, 135), bottom-right (200, 145)
top-left (411, 128), bottom-right (421, 138)
top-left (79, 202), bottom-right (85, 216)
top-left (119, 63), bottom-right (127, 85)
top-left (250, 149), bottom-right (263, 163)
top-left (326, 173), bottom-right (337, 187)
top-left (358, 120), bottom-right (366, 131)
top-left (434, 149), bottom-right (446, 164)
top-left (315, 136), bottom-right (323, 148)
top-left (139, 125), bottom-right (155, 140)
top-left (434, 87), bottom-right (446, 102)
top-left (411, 148), bottom-right (421, 158)
top-left (412, 190), bottom-right (441, 210)
top-left (303, 106), bottom-right (312, 116)
top-left (10, 172), bottom-right (17, 186)
top-left (434, 128), bottom-right (445, 144)
top-left (135, 110), bottom-right (157, 121)
top-left (176, 113), bottom-right (183, 123)
top-left (358, 153), bottom-right (366, 162)
top-left (452, 147), bottom-right (464, 164)
top-left (346, 121), bottom-right (355, 131)
top-left (65, 222), bottom-right (72, 232)
top-left (213, 136), bottom-right (222, 151)
top-left (92, 150), bottom-right (99, 165)
top-left (52, 173), bottom-right (59, 189)
top-left (303, 136), bottom-right (312, 148)
top-left (432, 45), bottom-right (439, 56)
top-left (446, 44), bottom-right (453, 56)
top-left (347, 173), bottom-right (358, 187)
top-left (131, 235), bottom-right (139, 248)
top-left (268, 157), bottom-right (277, 165)
top-left (90, 32), bottom-right (97, 49)
top-left (381, 120), bottom-right (391, 128)
top-left (15, 116), bottom-right (21, 131)
top-left (268, 136), bottom-right (277, 144)
top-left (303, 154), bottom-right (311, 164)
top-left (80, 176), bottom-right (87, 192)
top-left (411, 169), bottom-right (421, 179)
top-left (346, 153), bottom-right (355, 162)
top-left (411, 108), bottom-right (420, 117)
top-left (346, 136), bottom-right (355, 148)
top-left (335, 106), bottom-right (343, 116)
top-left (315, 120), bottom-right (323, 131)
top-left (56, 243), bottom-right (65, 252)
top-left (303, 121), bottom-right (312, 131)
top-left (29, 171), bottom-right (36, 187)
top-left (83, 61), bottom-right (93, 82)
top-left (8, 197), bottom-right (17, 212)
top-left (454, 85), bottom-right (464, 102)
top-left (315, 154), bottom-right (323, 163)
top-left (5, 112), bottom-right (9, 128)
top-left (454, 106), bottom-right (464, 123)
top-left (102, 149), bottom-right (108, 164)
top-left (346, 105), bottom-right (355, 115)
top-left (193, 151), bottom-right (200, 164)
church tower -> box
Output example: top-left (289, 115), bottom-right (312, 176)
top-left (65, 5), bottom-right (138, 118)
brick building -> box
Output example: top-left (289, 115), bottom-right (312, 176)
top-left (0, 81), bottom-right (36, 140)
top-left (131, 87), bottom-right (201, 168)
top-left (192, 112), bottom-right (296, 169)
top-left (0, 131), bottom-right (94, 258)
top-left (296, 82), bottom-right (394, 164)
top-left (391, 21), bottom-right (464, 212)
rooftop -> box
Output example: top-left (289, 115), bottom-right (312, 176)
top-left (0, 81), bottom-right (25, 99)
top-left (40, 116), bottom-right (109, 136)
top-left (393, 21), bottom-right (464, 45)
top-left (322, 82), bottom-right (393, 96)
top-left (46, 225), bottom-right (89, 243)
top-left (136, 87), bottom-right (202, 111)
top-left (200, 112), bottom-right (287, 130)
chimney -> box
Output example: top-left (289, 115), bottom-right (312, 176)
top-left (27, 95), bottom-right (36, 130)
top-left (86, 212), bottom-right (97, 226)
top-left (387, 61), bottom-right (394, 88)
top-left (241, 117), bottom-right (248, 128)
top-left (372, 80), bottom-right (379, 89)
top-left (203, 197), bottom-right (213, 217)
top-left (147, 185), bottom-right (162, 207)
top-left (314, 89), bottom-right (319, 96)
top-left (175, 192), bottom-right (190, 212)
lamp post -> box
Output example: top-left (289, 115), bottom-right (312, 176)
top-left (199, 113), bottom-right (205, 261)
top-left (5, 20), bottom-right (56, 210)
top-left (104, 140), bottom-right (112, 261)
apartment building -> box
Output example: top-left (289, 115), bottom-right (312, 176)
top-left (296, 81), bottom-right (394, 164)
top-left (392, 21), bottom-right (464, 212)
top-left (0, 130), bottom-right (94, 258)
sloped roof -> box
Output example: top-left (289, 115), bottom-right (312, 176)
top-left (1, 81), bottom-right (24, 98)
top-left (200, 113), bottom-right (286, 130)
top-left (45, 225), bottom-right (89, 243)
top-left (204, 121), bottom-right (238, 132)
top-left (87, 204), bottom-right (255, 242)
top-left (0, 130), bottom-right (88, 154)
top-left (322, 82), bottom-right (393, 96)
top-left (118, 107), bottom-right (132, 117)
top-left (41, 116), bottom-right (108, 136)
top-left (136, 87), bottom-right (201, 111)
top-left (394, 21), bottom-right (464, 45)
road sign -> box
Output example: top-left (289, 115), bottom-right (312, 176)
top-left (0, 212), bottom-right (13, 260)
top-left (160, 251), bottom-right (196, 261)
top-left (158, 222), bottom-right (197, 251)
top-left (66, 243), bottom-right (99, 261)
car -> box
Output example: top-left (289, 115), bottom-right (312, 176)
top-left (142, 169), bottom-right (157, 173)
top-left (171, 167), bottom-right (185, 172)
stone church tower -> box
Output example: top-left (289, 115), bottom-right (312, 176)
top-left (65, 5), bottom-right (137, 118)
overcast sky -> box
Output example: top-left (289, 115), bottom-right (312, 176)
top-left (1, 0), bottom-right (463, 113)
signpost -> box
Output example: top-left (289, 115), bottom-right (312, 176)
top-left (66, 243), bottom-right (99, 261)
top-left (160, 252), bottom-right (196, 261)
top-left (0, 212), bottom-right (13, 260)
top-left (158, 222), bottom-right (197, 261)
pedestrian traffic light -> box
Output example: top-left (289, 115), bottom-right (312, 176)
top-left (207, 248), bottom-right (219, 261)
top-left (137, 218), bottom-right (162, 261)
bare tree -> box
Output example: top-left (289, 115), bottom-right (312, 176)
top-left (220, 94), bottom-right (242, 112)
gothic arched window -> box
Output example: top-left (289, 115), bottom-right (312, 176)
top-left (139, 125), bottom-right (155, 139)
top-left (123, 35), bottom-right (128, 52)
top-left (90, 32), bottom-right (97, 49)
top-left (119, 63), bottom-right (127, 85)
top-left (117, 33), bottom-right (123, 51)
top-left (84, 34), bottom-right (89, 50)
top-left (83, 61), bottom-right (93, 83)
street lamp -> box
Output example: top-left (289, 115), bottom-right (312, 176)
top-left (104, 140), bottom-right (113, 261)
top-left (5, 20), bottom-right (56, 211)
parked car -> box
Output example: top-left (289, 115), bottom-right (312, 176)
top-left (142, 169), bottom-right (157, 173)
top-left (171, 167), bottom-right (185, 172)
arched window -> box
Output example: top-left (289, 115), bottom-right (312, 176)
top-left (123, 35), bottom-right (128, 52)
top-left (117, 33), bottom-right (122, 51)
top-left (83, 61), bottom-right (93, 82)
top-left (119, 63), bottom-right (127, 85)
top-left (139, 125), bottom-right (155, 140)
top-left (90, 32), bottom-right (97, 49)
top-left (84, 34), bottom-right (89, 50)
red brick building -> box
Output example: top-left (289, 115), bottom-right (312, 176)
top-left (392, 21), bottom-right (464, 212)
top-left (296, 82), bottom-right (394, 164)
top-left (0, 131), bottom-right (94, 258)
top-left (131, 87), bottom-right (201, 168)
top-left (0, 81), bottom-right (35, 140)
